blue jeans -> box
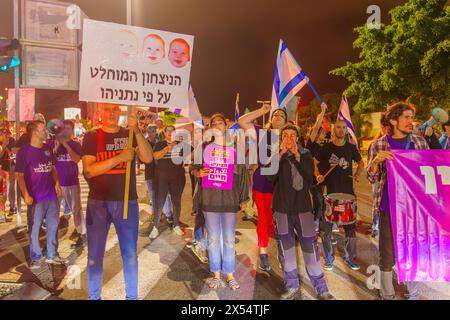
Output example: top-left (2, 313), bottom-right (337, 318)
top-left (194, 210), bottom-right (207, 250)
top-left (8, 165), bottom-right (16, 210)
top-left (62, 198), bottom-right (72, 215)
top-left (372, 182), bottom-right (380, 232)
top-left (203, 211), bottom-right (237, 274)
top-left (86, 199), bottom-right (139, 300)
top-left (146, 180), bottom-right (172, 218)
top-left (320, 220), bottom-right (357, 265)
top-left (27, 199), bottom-right (60, 261)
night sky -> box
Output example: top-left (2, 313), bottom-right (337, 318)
top-left (0, 0), bottom-right (407, 118)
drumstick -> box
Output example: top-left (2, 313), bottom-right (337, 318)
top-left (323, 164), bottom-right (338, 179)
top-left (316, 164), bottom-right (338, 185)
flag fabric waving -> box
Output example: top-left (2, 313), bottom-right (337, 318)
top-left (271, 39), bottom-right (323, 111)
top-left (337, 94), bottom-right (358, 146)
top-left (172, 84), bottom-right (203, 126)
top-left (235, 93), bottom-right (240, 122)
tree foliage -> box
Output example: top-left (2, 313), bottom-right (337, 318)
top-left (330, 0), bottom-right (449, 120)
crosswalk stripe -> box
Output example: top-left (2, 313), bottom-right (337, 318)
top-left (56, 233), bottom-right (120, 292)
top-left (101, 229), bottom-right (186, 300)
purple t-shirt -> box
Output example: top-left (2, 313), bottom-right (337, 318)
top-left (55, 140), bottom-right (81, 187)
top-left (252, 125), bottom-right (275, 193)
top-left (15, 144), bottom-right (57, 203)
top-left (380, 136), bottom-right (415, 213)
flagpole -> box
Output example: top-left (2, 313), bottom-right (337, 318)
top-left (306, 78), bottom-right (324, 105)
top-left (257, 100), bottom-right (270, 125)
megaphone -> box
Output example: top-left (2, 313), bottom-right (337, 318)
top-left (47, 119), bottom-right (65, 136)
top-left (419, 108), bottom-right (449, 132)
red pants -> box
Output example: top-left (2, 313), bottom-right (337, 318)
top-left (253, 190), bottom-right (274, 248)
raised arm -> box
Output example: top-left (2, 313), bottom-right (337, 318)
top-left (127, 112), bottom-right (153, 164)
top-left (310, 103), bottom-right (327, 143)
top-left (238, 103), bottom-right (271, 131)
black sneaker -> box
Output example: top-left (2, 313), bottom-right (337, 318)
top-left (29, 259), bottom-right (42, 270)
top-left (259, 254), bottom-right (272, 272)
top-left (331, 237), bottom-right (337, 245)
top-left (343, 258), bottom-right (360, 270)
top-left (317, 292), bottom-right (336, 300)
top-left (242, 212), bottom-right (253, 221)
top-left (323, 262), bottom-right (333, 271)
top-left (186, 240), bottom-right (197, 249)
top-left (69, 230), bottom-right (81, 241)
top-left (73, 235), bottom-right (87, 247)
top-left (280, 288), bottom-right (299, 300)
top-left (45, 256), bottom-right (68, 265)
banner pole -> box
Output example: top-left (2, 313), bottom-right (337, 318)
top-left (123, 106), bottom-right (135, 220)
top-left (123, 0), bottom-right (133, 219)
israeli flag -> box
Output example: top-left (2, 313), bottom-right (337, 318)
top-left (271, 39), bottom-right (310, 111)
top-left (338, 94), bottom-right (358, 147)
top-left (172, 84), bottom-right (204, 127)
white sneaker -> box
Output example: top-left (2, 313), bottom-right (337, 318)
top-left (149, 227), bottom-right (159, 239)
top-left (173, 226), bottom-right (184, 236)
top-left (45, 256), bottom-right (68, 265)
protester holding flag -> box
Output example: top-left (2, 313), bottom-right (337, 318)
top-left (367, 102), bottom-right (429, 300)
top-left (239, 104), bottom-right (287, 272)
top-left (306, 103), bottom-right (328, 158)
top-left (267, 124), bottom-right (335, 300)
top-left (439, 119), bottom-right (450, 150)
top-left (82, 102), bottom-right (153, 300)
top-left (192, 113), bottom-right (249, 290)
top-left (315, 117), bottom-right (364, 271)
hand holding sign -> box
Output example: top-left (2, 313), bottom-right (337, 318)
top-left (127, 110), bottom-right (139, 132)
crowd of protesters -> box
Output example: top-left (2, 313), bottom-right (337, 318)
top-left (1, 100), bottom-right (448, 300)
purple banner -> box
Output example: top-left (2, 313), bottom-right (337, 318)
top-left (386, 150), bottom-right (450, 283)
top-left (201, 145), bottom-right (235, 190)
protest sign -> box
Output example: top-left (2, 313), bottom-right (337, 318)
top-left (79, 19), bottom-right (194, 109)
top-left (387, 150), bottom-right (450, 282)
top-left (202, 145), bottom-right (235, 190)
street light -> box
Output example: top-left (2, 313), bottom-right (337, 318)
top-left (0, 38), bottom-right (20, 73)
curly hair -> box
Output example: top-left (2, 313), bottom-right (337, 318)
top-left (384, 101), bottom-right (416, 131)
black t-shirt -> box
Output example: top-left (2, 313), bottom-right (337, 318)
top-left (5, 137), bottom-right (16, 166)
top-left (306, 139), bottom-right (321, 159)
top-left (0, 149), bottom-right (10, 171)
top-left (144, 141), bottom-right (155, 181)
top-left (153, 140), bottom-right (191, 177)
top-left (315, 142), bottom-right (362, 195)
top-left (81, 127), bottom-right (138, 201)
top-left (7, 137), bottom-right (16, 150)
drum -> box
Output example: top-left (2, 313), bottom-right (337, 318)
top-left (324, 193), bottom-right (357, 225)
